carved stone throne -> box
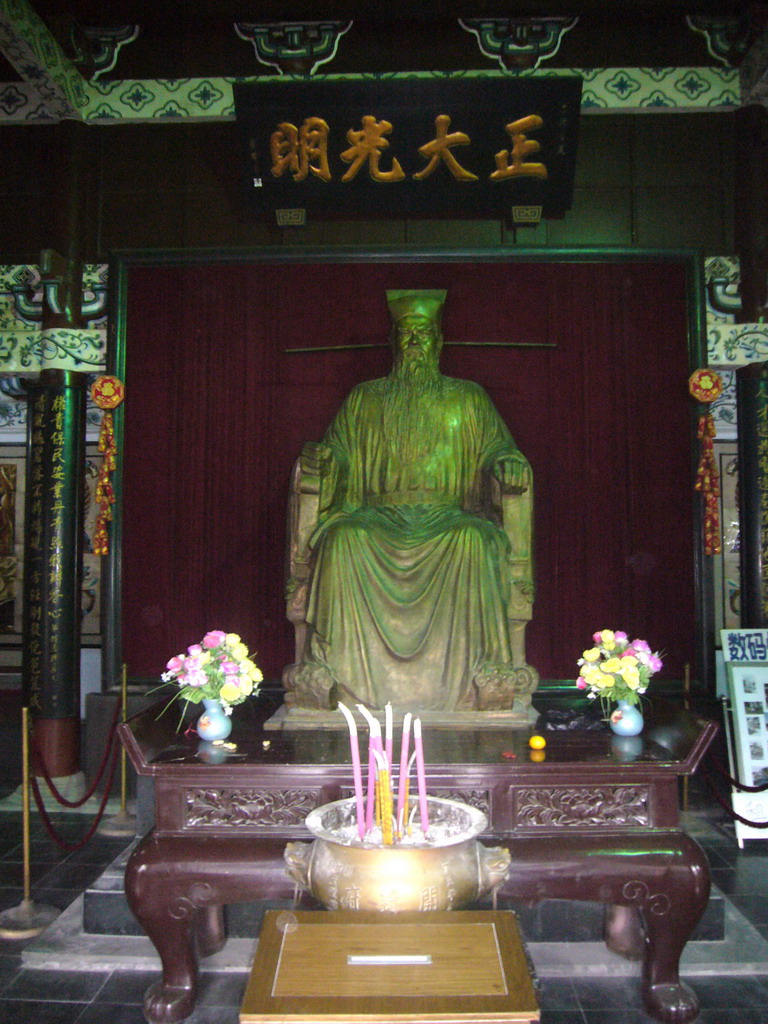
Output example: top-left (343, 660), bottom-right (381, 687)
top-left (282, 442), bottom-right (539, 716)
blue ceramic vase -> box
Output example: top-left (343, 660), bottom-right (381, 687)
top-left (196, 698), bottom-right (232, 741)
top-left (609, 699), bottom-right (643, 737)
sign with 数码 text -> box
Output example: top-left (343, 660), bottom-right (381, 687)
top-left (234, 77), bottom-right (582, 220)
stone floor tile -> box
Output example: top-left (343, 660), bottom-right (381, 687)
top-left (2, 966), bottom-right (108, 1002)
top-left (0, 999), bottom-right (88, 1023)
top-left (571, 976), bottom-right (645, 1010)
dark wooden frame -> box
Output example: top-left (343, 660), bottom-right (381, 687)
top-left (104, 245), bottom-right (711, 694)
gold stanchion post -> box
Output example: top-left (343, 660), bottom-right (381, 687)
top-left (98, 665), bottom-right (136, 837)
top-left (0, 707), bottom-right (60, 938)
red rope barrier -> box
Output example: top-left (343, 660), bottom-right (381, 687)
top-left (30, 741), bottom-right (121, 852)
top-left (701, 766), bottom-right (768, 828)
top-left (705, 752), bottom-right (768, 794)
top-left (30, 698), bottom-right (122, 809)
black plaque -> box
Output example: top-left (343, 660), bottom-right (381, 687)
top-left (235, 77), bottom-right (582, 220)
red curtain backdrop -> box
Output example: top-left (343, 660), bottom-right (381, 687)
top-left (121, 258), bottom-right (696, 685)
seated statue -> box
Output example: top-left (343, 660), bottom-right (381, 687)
top-left (283, 289), bottom-right (538, 715)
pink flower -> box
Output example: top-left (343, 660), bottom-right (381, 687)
top-left (576, 676), bottom-right (588, 690)
top-left (614, 631), bottom-right (628, 643)
top-left (203, 630), bottom-right (226, 649)
top-left (648, 654), bottom-right (663, 673)
top-left (184, 656), bottom-right (202, 673)
top-left (222, 660), bottom-right (240, 675)
top-left (633, 639), bottom-right (651, 653)
top-left (592, 631), bottom-right (602, 643)
top-left (620, 648), bottom-right (636, 659)
top-left (183, 669), bottom-right (207, 688)
top-left (187, 643), bottom-right (203, 657)
top-left (166, 655), bottom-right (185, 673)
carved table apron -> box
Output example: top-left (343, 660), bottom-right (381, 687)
top-left (120, 699), bottom-right (717, 1024)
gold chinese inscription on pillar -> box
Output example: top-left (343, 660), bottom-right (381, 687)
top-left (25, 391), bottom-right (46, 710)
top-left (0, 465), bottom-right (17, 632)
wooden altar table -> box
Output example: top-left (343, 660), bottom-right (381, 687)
top-left (119, 697), bottom-right (717, 1024)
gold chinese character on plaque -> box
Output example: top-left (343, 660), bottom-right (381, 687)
top-left (491, 114), bottom-right (548, 180)
top-left (270, 118), bottom-right (332, 182)
top-left (340, 116), bottom-right (405, 182)
top-left (414, 115), bottom-right (477, 181)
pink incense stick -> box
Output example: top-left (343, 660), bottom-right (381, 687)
top-left (413, 717), bottom-right (429, 836)
top-left (357, 705), bottom-right (383, 834)
top-left (396, 712), bottom-right (412, 833)
top-left (384, 702), bottom-right (393, 771)
top-left (337, 702), bottom-right (365, 841)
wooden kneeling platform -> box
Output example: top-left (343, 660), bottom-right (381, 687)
top-left (240, 910), bottom-right (540, 1023)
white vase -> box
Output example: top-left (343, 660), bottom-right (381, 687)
top-left (609, 699), bottom-right (643, 737)
top-left (195, 698), bottom-right (232, 741)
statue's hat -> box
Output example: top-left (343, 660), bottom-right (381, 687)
top-left (386, 289), bottom-right (446, 324)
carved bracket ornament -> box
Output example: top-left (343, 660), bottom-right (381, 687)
top-left (234, 21), bottom-right (352, 76)
top-left (185, 787), bottom-right (323, 828)
top-left (459, 17), bottom-right (578, 72)
top-left (515, 785), bottom-right (650, 828)
top-left (74, 25), bottom-right (141, 80)
top-left (686, 13), bottom-right (756, 67)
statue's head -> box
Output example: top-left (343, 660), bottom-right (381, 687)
top-left (386, 290), bottom-right (446, 374)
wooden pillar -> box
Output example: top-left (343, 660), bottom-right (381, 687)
top-left (23, 364), bottom-right (87, 776)
top-left (734, 104), bottom-right (768, 321)
top-left (21, 120), bottom-right (92, 778)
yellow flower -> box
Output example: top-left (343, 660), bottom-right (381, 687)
top-left (232, 643), bottom-right (249, 662)
top-left (620, 664), bottom-right (641, 687)
top-left (600, 629), bottom-right (616, 650)
top-left (225, 633), bottom-right (241, 647)
top-left (598, 672), bottom-right (615, 688)
top-left (199, 651), bottom-right (211, 665)
top-left (239, 678), bottom-right (253, 696)
top-left (582, 648), bottom-right (601, 662)
top-left (219, 681), bottom-right (241, 702)
top-left (602, 658), bottom-right (621, 674)
top-left (249, 666), bottom-right (263, 683)
top-left (619, 654), bottom-right (638, 667)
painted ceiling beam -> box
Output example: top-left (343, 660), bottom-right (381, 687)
top-left (0, 0), bottom-right (88, 119)
top-left (0, 2), bottom-right (744, 125)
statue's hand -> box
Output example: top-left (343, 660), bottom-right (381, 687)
top-left (301, 441), bottom-right (333, 477)
top-left (493, 453), bottom-right (531, 494)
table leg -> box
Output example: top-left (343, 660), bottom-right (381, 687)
top-left (125, 832), bottom-right (292, 1024)
top-left (639, 835), bottom-right (710, 1024)
top-left (501, 831), bottom-right (710, 1024)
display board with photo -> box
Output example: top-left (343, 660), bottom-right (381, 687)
top-left (726, 662), bottom-right (768, 788)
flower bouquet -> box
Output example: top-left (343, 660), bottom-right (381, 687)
top-left (161, 630), bottom-right (263, 723)
top-left (576, 629), bottom-right (663, 721)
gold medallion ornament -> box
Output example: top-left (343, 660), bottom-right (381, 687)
top-left (90, 376), bottom-right (125, 556)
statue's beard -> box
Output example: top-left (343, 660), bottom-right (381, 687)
top-left (382, 350), bottom-right (444, 460)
